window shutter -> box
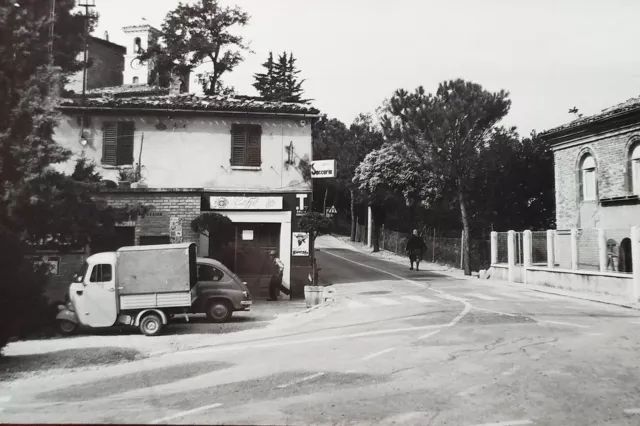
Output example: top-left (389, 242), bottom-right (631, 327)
top-left (116, 121), bottom-right (135, 166)
top-left (246, 125), bottom-right (262, 167)
top-left (102, 122), bottom-right (118, 166)
top-left (231, 125), bottom-right (246, 166)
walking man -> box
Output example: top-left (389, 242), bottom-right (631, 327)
top-left (268, 249), bottom-right (285, 301)
top-left (406, 229), bottom-right (426, 271)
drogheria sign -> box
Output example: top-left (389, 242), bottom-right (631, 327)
top-left (310, 160), bottom-right (336, 178)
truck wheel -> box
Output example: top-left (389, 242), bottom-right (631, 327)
top-left (140, 313), bottom-right (163, 336)
top-left (206, 300), bottom-right (232, 323)
top-left (57, 319), bottom-right (77, 336)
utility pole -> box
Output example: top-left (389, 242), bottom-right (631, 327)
top-left (78, 0), bottom-right (95, 145)
top-left (48, 0), bottom-right (56, 57)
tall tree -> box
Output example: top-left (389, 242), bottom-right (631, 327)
top-left (139, 0), bottom-right (251, 95)
top-left (253, 51), bottom-right (308, 103)
top-left (380, 79), bottom-right (511, 275)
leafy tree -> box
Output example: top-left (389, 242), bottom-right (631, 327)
top-left (252, 51), bottom-right (308, 103)
top-left (380, 79), bottom-right (511, 275)
top-left (190, 212), bottom-right (235, 255)
top-left (298, 212), bottom-right (332, 285)
top-left (139, 0), bottom-right (251, 95)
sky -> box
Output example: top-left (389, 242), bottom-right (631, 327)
top-left (92, 0), bottom-right (640, 137)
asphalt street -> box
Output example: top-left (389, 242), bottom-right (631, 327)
top-left (2, 236), bottom-right (640, 425)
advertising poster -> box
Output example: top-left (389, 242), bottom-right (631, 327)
top-left (292, 232), bottom-right (310, 257)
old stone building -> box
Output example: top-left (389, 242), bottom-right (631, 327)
top-left (66, 35), bottom-right (126, 94)
top-left (540, 96), bottom-right (640, 230)
top-left (540, 96), bottom-right (640, 273)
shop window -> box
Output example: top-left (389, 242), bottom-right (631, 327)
top-left (230, 124), bottom-right (262, 167)
top-left (578, 153), bottom-right (597, 201)
top-left (102, 121), bottom-right (135, 166)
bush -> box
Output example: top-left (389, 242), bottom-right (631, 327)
top-left (0, 228), bottom-right (50, 354)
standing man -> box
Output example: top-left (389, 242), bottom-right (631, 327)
top-left (406, 229), bottom-right (426, 271)
top-left (268, 249), bottom-right (285, 301)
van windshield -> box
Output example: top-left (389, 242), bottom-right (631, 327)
top-left (75, 262), bottom-right (89, 281)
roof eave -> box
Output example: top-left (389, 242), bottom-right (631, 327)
top-left (57, 105), bottom-right (322, 119)
top-left (539, 107), bottom-right (640, 145)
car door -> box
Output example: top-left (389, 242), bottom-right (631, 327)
top-left (81, 262), bottom-right (118, 327)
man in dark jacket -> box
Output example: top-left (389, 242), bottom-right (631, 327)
top-left (268, 250), bottom-right (285, 301)
top-left (406, 229), bottom-right (426, 271)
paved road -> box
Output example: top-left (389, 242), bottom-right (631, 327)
top-left (2, 240), bottom-right (640, 425)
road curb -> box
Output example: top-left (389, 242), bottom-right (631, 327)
top-left (328, 234), bottom-right (640, 312)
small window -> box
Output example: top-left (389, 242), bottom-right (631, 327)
top-left (89, 264), bottom-right (113, 283)
top-left (102, 121), bottom-right (135, 166)
top-left (133, 37), bottom-right (142, 54)
top-left (231, 124), bottom-right (262, 167)
top-left (197, 265), bottom-right (224, 282)
top-left (133, 76), bottom-right (139, 84)
top-left (630, 143), bottom-right (640, 196)
top-left (579, 154), bottom-right (597, 201)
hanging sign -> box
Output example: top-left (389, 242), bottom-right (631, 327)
top-left (292, 232), bottom-right (310, 257)
top-left (310, 160), bottom-right (336, 179)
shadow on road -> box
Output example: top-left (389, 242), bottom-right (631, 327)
top-left (36, 361), bottom-right (234, 402)
top-left (0, 347), bottom-right (145, 381)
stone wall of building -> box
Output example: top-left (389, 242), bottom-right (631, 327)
top-left (553, 126), bottom-right (640, 229)
top-left (67, 37), bottom-right (125, 93)
top-left (95, 190), bottom-right (202, 250)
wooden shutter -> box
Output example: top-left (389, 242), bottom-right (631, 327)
top-left (102, 122), bottom-right (118, 166)
top-left (231, 125), bottom-right (246, 166)
top-left (116, 121), bottom-right (135, 166)
top-left (246, 125), bottom-right (262, 167)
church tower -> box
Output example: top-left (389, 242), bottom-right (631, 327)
top-left (122, 23), bottom-right (160, 86)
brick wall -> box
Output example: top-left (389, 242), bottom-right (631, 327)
top-left (553, 126), bottom-right (640, 229)
top-left (96, 191), bottom-right (202, 249)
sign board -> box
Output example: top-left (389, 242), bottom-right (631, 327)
top-left (326, 205), bottom-right (337, 216)
top-left (295, 193), bottom-right (309, 217)
top-left (169, 216), bottom-right (183, 244)
top-left (242, 230), bottom-right (254, 240)
top-left (210, 196), bottom-right (283, 210)
top-left (310, 160), bottom-right (336, 179)
top-left (32, 256), bottom-right (60, 275)
top-left (292, 232), bottom-right (310, 257)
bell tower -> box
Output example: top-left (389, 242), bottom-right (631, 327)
top-left (122, 23), bottom-right (160, 85)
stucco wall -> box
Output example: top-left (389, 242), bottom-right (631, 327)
top-left (53, 114), bottom-right (313, 192)
top-left (553, 125), bottom-right (640, 229)
top-left (525, 267), bottom-right (634, 300)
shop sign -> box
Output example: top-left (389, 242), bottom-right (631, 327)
top-left (295, 193), bottom-right (309, 216)
top-left (292, 232), bottom-right (310, 257)
top-left (310, 160), bottom-right (336, 179)
top-left (210, 196), bottom-right (283, 210)
top-left (170, 216), bottom-right (183, 244)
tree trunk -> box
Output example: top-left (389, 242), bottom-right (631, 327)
top-left (372, 206), bottom-right (381, 253)
top-left (457, 184), bottom-right (471, 276)
top-left (350, 189), bottom-right (356, 242)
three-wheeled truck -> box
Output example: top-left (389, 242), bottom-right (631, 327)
top-left (56, 243), bottom-right (199, 336)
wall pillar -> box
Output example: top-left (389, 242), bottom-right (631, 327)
top-left (571, 228), bottom-right (579, 270)
top-left (598, 228), bottom-right (607, 273)
top-left (631, 226), bottom-right (640, 302)
top-left (523, 230), bottom-right (532, 285)
top-left (507, 230), bottom-right (515, 282)
top-left (490, 231), bottom-right (498, 265)
top-left (546, 230), bottom-right (555, 269)
top-left (367, 205), bottom-right (373, 248)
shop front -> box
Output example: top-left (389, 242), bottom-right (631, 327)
top-left (200, 192), bottom-right (313, 300)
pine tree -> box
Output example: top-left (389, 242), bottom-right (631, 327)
top-left (252, 51), bottom-right (310, 103)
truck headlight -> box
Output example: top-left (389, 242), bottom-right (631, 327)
top-left (243, 291), bottom-right (249, 298)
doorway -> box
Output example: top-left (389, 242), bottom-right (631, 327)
top-left (619, 238), bottom-right (633, 273)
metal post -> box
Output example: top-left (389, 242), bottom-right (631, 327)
top-left (490, 231), bottom-right (498, 265)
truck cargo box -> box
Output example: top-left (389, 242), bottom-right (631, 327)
top-left (116, 243), bottom-right (197, 295)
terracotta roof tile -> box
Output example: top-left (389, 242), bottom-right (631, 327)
top-left (60, 91), bottom-right (320, 115)
top-left (540, 95), bottom-right (640, 137)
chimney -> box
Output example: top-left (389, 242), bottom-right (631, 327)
top-left (104, 31), bottom-right (109, 41)
top-left (169, 75), bottom-right (182, 95)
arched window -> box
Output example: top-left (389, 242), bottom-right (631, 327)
top-left (133, 37), bottom-right (142, 54)
top-left (579, 154), bottom-right (597, 201)
top-left (630, 143), bottom-right (640, 195)
top-left (132, 76), bottom-right (139, 84)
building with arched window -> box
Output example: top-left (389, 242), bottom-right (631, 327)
top-left (540, 96), bottom-right (640, 231)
